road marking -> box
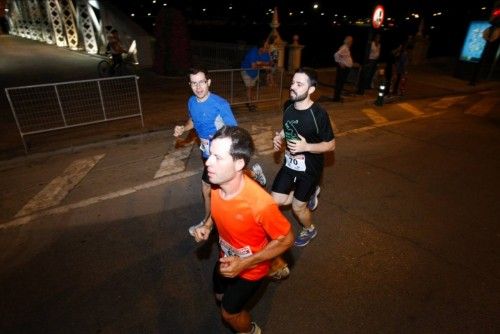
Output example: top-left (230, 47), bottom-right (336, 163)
top-left (429, 95), bottom-right (467, 109)
top-left (362, 108), bottom-right (388, 124)
top-left (15, 154), bottom-right (105, 217)
top-left (397, 102), bottom-right (424, 116)
top-left (1, 110), bottom-right (450, 230)
top-left (2, 170), bottom-right (201, 230)
top-left (464, 97), bottom-right (499, 117)
top-left (154, 144), bottom-right (194, 179)
top-left (336, 110), bottom-right (447, 137)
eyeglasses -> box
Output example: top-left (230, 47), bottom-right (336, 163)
top-left (189, 80), bottom-right (208, 87)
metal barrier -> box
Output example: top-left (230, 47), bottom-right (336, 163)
top-left (208, 68), bottom-right (284, 109)
top-left (191, 41), bottom-right (251, 69)
top-left (5, 76), bottom-right (144, 153)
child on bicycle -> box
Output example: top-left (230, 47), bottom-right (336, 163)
top-left (107, 29), bottom-right (127, 72)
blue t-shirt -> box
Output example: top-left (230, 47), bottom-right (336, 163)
top-left (241, 47), bottom-right (271, 79)
top-left (188, 93), bottom-right (238, 158)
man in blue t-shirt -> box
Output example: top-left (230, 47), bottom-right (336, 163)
top-left (240, 40), bottom-right (271, 112)
top-left (174, 68), bottom-right (267, 236)
top-left (174, 68), bottom-right (237, 236)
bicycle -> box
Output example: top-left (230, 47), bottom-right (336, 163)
top-left (97, 52), bottom-right (137, 77)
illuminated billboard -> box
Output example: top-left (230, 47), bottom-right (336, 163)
top-left (460, 21), bottom-right (491, 62)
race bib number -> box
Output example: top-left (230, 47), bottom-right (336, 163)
top-left (219, 237), bottom-right (253, 258)
top-left (200, 138), bottom-right (210, 155)
top-left (285, 150), bottom-right (306, 172)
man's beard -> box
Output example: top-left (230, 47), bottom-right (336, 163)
top-left (290, 90), bottom-right (308, 102)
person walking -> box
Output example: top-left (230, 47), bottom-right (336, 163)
top-left (392, 42), bottom-right (410, 96)
top-left (333, 35), bottom-right (354, 102)
top-left (366, 33), bottom-right (381, 89)
top-left (272, 68), bottom-right (336, 247)
top-left (240, 40), bottom-right (271, 111)
top-left (193, 126), bottom-right (294, 334)
top-left (174, 68), bottom-right (266, 237)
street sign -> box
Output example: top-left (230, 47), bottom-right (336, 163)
top-left (372, 5), bottom-right (385, 29)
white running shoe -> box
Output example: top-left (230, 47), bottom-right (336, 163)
top-left (251, 163), bottom-right (266, 187)
top-left (268, 265), bottom-right (290, 281)
top-left (188, 221), bottom-right (205, 237)
top-left (307, 186), bottom-right (321, 211)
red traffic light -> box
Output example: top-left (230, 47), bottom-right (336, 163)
top-left (491, 1), bottom-right (500, 27)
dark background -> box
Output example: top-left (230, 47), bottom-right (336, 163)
top-left (114, 0), bottom-right (494, 67)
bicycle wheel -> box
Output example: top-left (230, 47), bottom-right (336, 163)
top-left (97, 60), bottom-right (112, 77)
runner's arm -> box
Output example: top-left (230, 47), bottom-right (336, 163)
top-left (174, 118), bottom-right (194, 137)
top-left (219, 230), bottom-right (294, 278)
top-left (288, 135), bottom-right (335, 154)
top-left (273, 129), bottom-right (284, 151)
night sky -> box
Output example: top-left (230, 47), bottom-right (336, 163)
top-left (109, 0), bottom-right (495, 66)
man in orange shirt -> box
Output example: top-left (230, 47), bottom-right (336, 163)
top-left (193, 126), bottom-right (294, 334)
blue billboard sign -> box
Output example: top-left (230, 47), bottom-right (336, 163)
top-left (460, 21), bottom-right (491, 62)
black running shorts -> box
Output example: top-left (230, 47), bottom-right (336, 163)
top-left (213, 263), bottom-right (263, 314)
top-left (271, 166), bottom-right (319, 203)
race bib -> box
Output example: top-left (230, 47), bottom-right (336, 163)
top-left (219, 237), bottom-right (253, 258)
top-left (285, 150), bottom-right (306, 172)
top-left (200, 138), bottom-right (210, 155)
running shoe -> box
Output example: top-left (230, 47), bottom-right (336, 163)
top-left (294, 225), bottom-right (317, 247)
top-left (251, 163), bottom-right (267, 187)
top-left (268, 265), bottom-right (290, 281)
top-left (188, 221), bottom-right (205, 237)
top-left (307, 186), bottom-right (321, 211)
top-left (249, 322), bottom-right (262, 334)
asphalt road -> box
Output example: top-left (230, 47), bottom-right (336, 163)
top-left (1, 91), bottom-right (500, 333)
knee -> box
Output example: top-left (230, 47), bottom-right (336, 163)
top-left (291, 200), bottom-right (307, 214)
top-left (271, 192), bottom-right (288, 206)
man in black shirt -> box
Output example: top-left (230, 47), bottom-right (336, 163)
top-left (271, 68), bottom-right (336, 248)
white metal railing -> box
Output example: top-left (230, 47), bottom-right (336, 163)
top-left (5, 75), bottom-right (143, 153)
top-left (208, 68), bottom-right (284, 108)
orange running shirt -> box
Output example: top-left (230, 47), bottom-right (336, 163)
top-left (211, 175), bottom-right (291, 281)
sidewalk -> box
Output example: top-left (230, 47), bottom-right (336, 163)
top-left (1, 35), bottom-right (499, 161)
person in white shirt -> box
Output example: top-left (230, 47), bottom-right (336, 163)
top-left (333, 35), bottom-right (353, 102)
top-left (366, 34), bottom-right (381, 90)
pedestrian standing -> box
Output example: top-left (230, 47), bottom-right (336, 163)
top-left (333, 35), bottom-right (354, 102)
top-left (391, 43), bottom-right (409, 96)
top-left (193, 126), bottom-right (294, 334)
top-left (272, 68), bottom-right (336, 248)
top-left (240, 40), bottom-right (271, 111)
top-left (266, 35), bottom-right (279, 87)
top-left (174, 68), bottom-right (266, 237)
top-left (363, 34), bottom-right (381, 89)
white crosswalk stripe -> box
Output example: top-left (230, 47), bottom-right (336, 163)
top-left (154, 144), bottom-right (194, 179)
top-left (362, 108), bottom-right (388, 124)
top-left (465, 97), bottom-right (499, 117)
top-left (429, 95), bottom-right (467, 109)
top-left (397, 102), bottom-right (424, 116)
top-left (15, 154), bottom-right (105, 217)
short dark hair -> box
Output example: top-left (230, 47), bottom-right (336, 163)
top-left (295, 67), bottom-right (318, 87)
top-left (188, 67), bottom-right (209, 80)
top-left (212, 126), bottom-right (254, 167)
